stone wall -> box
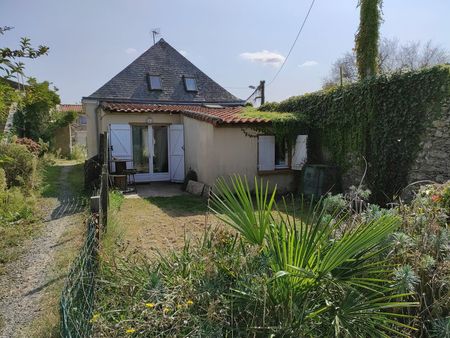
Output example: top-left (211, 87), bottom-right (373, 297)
top-left (408, 100), bottom-right (450, 185)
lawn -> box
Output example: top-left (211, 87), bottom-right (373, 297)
top-left (103, 193), bottom-right (220, 258)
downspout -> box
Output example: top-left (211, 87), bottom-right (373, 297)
top-left (95, 102), bottom-right (101, 156)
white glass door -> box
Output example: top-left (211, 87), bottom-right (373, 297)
top-left (151, 126), bottom-right (170, 181)
top-left (132, 125), bottom-right (170, 182)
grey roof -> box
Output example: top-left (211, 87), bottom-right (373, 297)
top-left (88, 39), bottom-right (243, 105)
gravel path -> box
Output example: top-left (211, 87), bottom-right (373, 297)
top-left (0, 165), bottom-right (85, 338)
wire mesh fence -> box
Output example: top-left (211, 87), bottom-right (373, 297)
top-left (60, 133), bottom-right (109, 337)
top-left (60, 215), bottom-right (98, 338)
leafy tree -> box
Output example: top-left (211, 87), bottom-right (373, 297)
top-left (0, 26), bottom-right (49, 78)
top-left (324, 38), bottom-right (449, 88)
top-left (13, 78), bottom-right (60, 141)
top-left (355, 0), bottom-right (383, 79)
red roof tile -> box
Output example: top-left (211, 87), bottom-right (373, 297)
top-left (100, 102), bottom-right (270, 125)
top-left (59, 104), bottom-right (83, 113)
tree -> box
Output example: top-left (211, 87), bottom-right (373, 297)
top-left (13, 78), bottom-right (60, 141)
top-left (0, 26), bottom-right (49, 78)
top-left (355, 0), bottom-right (383, 79)
top-left (323, 38), bottom-right (450, 88)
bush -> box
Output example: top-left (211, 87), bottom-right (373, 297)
top-left (94, 177), bottom-right (416, 337)
top-left (0, 187), bottom-right (35, 223)
top-left (13, 137), bottom-right (42, 156)
top-left (70, 144), bottom-right (87, 161)
top-left (0, 142), bottom-right (39, 190)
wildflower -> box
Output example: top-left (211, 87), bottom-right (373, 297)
top-left (431, 194), bottom-right (441, 203)
top-left (176, 304), bottom-right (183, 310)
top-left (145, 302), bottom-right (155, 309)
top-left (163, 307), bottom-right (170, 314)
top-left (126, 328), bottom-right (136, 334)
top-left (186, 299), bottom-right (194, 306)
top-left (90, 313), bottom-right (100, 323)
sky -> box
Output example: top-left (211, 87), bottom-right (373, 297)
top-left (1, 0), bottom-right (449, 104)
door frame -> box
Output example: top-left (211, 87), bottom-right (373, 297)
top-left (132, 124), bottom-right (170, 183)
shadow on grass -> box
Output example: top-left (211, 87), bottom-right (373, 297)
top-left (144, 195), bottom-right (208, 217)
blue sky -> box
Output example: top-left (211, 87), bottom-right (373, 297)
top-left (1, 0), bottom-right (449, 103)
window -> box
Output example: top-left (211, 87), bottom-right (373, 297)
top-left (147, 75), bottom-right (162, 90)
top-left (183, 76), bottom-right (197, 92)
top-left (275, 138), bottom-right (288, 168)
top-left (258, 135), bottom-right (308, 172)
top-left (78, 115), bottom-right (87, 125)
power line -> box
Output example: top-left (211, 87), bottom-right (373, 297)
top-left (267, 0), bottom-right (317, 87)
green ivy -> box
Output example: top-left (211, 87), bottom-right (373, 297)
top-left (260, 65), bottom-right (450, 204)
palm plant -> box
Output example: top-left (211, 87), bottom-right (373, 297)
top-left (210, 176), bottom-right (418, 336)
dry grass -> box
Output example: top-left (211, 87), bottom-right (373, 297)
top-left (104, 195), bottom-right (223, 259)
top-left (25, 214), bottom-right (85, 337)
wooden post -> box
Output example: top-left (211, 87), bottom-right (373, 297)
top-left (100, 165), bottom-right (108, 231)
top-left (260, 80), bottom-right (265, 105)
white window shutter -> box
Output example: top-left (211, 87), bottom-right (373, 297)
top-left (109, 124), bottom-right (132, 160)
top-left (258, 136), bottom-right (275, 171)
top-left (292, 135), bottom-right (308, 170)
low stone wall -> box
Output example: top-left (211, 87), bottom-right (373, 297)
top-left (408, 101), bottom-right (450, 185)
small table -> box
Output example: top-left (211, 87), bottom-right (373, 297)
top-left (109, 159), bottom-right (137, 193)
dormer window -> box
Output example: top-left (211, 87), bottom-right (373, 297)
top-left (183, 76), bottom-right (197, 92)
top-left (147, 74), bottom-right (162, 90)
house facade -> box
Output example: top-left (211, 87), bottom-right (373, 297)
top-left (83, 39), bottom-right (307, 192)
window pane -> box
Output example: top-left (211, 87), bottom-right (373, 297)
top-left (153, 126), bottom-right (168, 173)
top-left (149, 75), bottom-right (162, 90)
top-left (184, 77), bottom-right (197, 91)
top-left (132, 126), bottom-right (149, 173)
top-left (275, 139), bottom-right (287, 167)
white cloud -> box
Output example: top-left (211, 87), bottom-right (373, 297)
top-left (125, 48), bottom-right (137, 55)
top-left (299, 60), bottom-right (319, 67)
top-left (240, 50), bottom-right (285, 67)
top-left (178, 50), bottom-right (188, 57)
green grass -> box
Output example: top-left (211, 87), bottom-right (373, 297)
top-left (239, 106), bottom-right (297, 121)
top-left (67, 163), bottom-right (85, 196)
top-left (144, 195), bottom-right (207, 214)
top-left (40, 164), bottom-right (63, 198)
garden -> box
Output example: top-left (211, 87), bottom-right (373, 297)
top-left (93, 177), bottom-right (449, 337)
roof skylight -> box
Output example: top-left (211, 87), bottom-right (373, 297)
top-left (148, 75), bottom-right (162, 90)
top-left (183, 76), bottom-right (197, 92)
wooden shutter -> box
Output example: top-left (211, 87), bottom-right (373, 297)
top-left (258, 135), bottom-right (275, 171)
top-left (291, 135), bottom-right (308, 170)
top-left (109, 124), bottom-right (132, 160)
top-left (169, 124), bottom-right (185, 182)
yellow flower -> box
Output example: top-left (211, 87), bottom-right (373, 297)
top-left (90, 313), bottom-right (100, 323)
top-left (145, 302), bottom-right (155, 309)
top-left (176, 304), bottom-right (183, 310)
top-left (186, 299), bottom-right (194, 306)
top-left (126, 328), bottom-right (136, 334)
top-left (163, 307), bottom-right (170, 314)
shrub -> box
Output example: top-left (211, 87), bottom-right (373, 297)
top-left (13, 137), bottom-right (42, 155)
top-left (70, 144), bottom-right (87, 161)
top-left (0, 142), bottom-right (39, 190)
top-left (0, 187), bottom-right (35, 223)
top-left (94, 177), bottom-right (417, 337)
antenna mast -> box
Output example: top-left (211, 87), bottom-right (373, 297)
top-left (151, 28), bottom-right (161, 45)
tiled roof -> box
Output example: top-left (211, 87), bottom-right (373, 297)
top-left (101, 102), bottom-right (270, 125)
top-left (88, 39), bottom-right (244, 105)
top-left (59, 104), bottom-right (83, 112)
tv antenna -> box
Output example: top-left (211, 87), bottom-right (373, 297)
top-left (151, 28), bottom-right (161, 45)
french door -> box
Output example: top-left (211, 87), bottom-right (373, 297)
top-left (110, 124), bottom-right (184, 183)
top-left (131, 125), bottom-right (169, 182)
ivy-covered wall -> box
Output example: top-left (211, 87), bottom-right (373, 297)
top-left (261, 65), bottom-right (450, 204)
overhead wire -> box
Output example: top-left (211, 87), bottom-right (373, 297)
top-left (266, 0), bottom-right (317, 87)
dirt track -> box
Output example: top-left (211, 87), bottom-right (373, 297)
top-left (0, 165), bottom-right (84, 338)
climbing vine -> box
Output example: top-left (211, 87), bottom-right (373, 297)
top-left (260, 65), bottom-right (450, 204)
top-left (355, 0), bottom-right (383, 78)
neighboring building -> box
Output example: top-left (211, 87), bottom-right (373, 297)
top-left (52, 104), bottom-right (87, 156)
top-left (83, 39), bottom-right (307, 191)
